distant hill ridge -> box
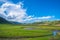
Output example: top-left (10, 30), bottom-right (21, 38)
top-left (0, 17), bottom-right (11, 24)
top-left (0, 17), bottom-right (21, 24)
top-left (0, 17), bottom-right (60, 25)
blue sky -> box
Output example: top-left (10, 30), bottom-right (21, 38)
top-left (0, 0), bottom-right (60, 23)
top-left (11, 0), bottom-right (60, 18)
top-left (25, 0), bottom-right (60, 18)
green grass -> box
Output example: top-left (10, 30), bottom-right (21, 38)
top-left (25, 37), bottom-right (50, 40)
top-left (0, 24), bottom-right (60, 40)
top-left (0, 24), bottom-right (52, 37)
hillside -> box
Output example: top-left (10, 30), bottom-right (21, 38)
top-left (0, 17), bottom-right (11, 24)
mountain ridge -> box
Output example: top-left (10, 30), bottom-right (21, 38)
top-left (0, 17), bottom-right (11, 24)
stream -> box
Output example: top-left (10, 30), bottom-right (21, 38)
top-left (53, 30), bottom-right (60, 36)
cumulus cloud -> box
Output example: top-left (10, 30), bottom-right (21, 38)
top-left (0, 1), bottom-right (27, 23)
top-left (0, 1), bottom-right (55, 23)
top-left (24, 16), bottom-right (55, 23)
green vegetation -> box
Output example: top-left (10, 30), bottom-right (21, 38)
top-left (0, 24), bottom-right (52, 37)
top-left (0, 18), bottom-right (60, 40)
top-left (0, 24), bottom-right (60, 40)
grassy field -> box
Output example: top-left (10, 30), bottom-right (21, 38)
top-left (0, 24), bottom-right (60, 40)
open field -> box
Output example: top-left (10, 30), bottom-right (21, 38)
top-left (0, 24), bottom-right (60, 40)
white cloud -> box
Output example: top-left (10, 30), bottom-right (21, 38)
top-left (23, 16), bottom-right (55, 23)
top-left (0, 1), bottom-right (55, 23)
top-left (0, 1), bottom-right (27, 23)
top-left (38, 16), bottom-right (55, 19)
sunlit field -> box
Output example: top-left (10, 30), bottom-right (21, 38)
top-left (0, 24), bottom-right (60, 40)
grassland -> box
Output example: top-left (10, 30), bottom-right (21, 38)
top-left (0, 24), bottom-right (60, 40)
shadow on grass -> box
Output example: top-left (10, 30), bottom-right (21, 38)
top-left (0, 34), bottom-right (52, 39)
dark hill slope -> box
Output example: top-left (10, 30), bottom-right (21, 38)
top-left (0, 17), bottom-right (11, 24)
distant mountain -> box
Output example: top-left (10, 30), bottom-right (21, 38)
top-left (0, 17), bottom-right (11, 24)
top-left (0, 17), bottom-right (21, 24)
top-left (0, 16), bottom-right (60, 25)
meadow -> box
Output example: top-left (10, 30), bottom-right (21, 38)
top-left (0, 24), bottom-right (60, 40)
